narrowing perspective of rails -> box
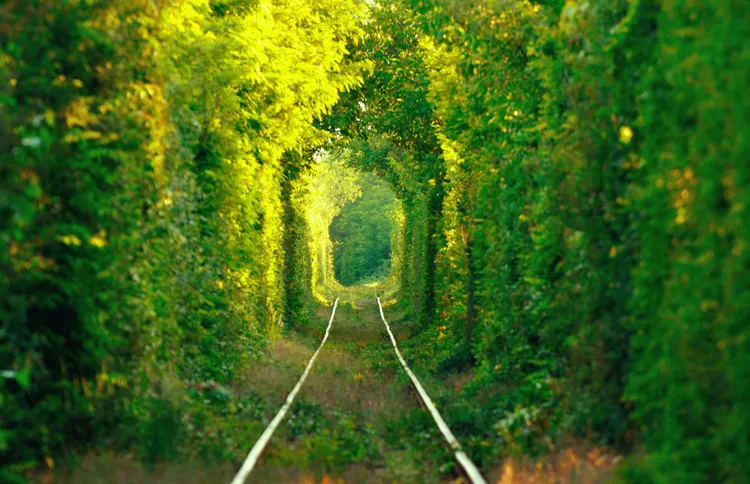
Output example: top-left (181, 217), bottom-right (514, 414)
top-left (230, 297), bottom-right (487, 484)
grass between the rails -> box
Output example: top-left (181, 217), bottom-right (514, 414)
top-left (246, 296), bottom-right (459, 483)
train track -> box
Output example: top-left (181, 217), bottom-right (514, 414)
top-left (230, 297), bottom-right (486, 484)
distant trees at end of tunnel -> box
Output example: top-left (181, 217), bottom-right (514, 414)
top-left (330, 174), bottom-right (398, 286)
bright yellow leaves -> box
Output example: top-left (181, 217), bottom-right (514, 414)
top-left (162, 0), bottom-right (205, 35)
top-left (58, 235), bottom-right (82, 246)
top-left (63, 97), bottom-right (110, 143)
top-left (676, 208), bottom-right (687, 225)
top-left (618, 125), bottom-right (634, 144)
top-left (58, 231), bottom-right (107, 248)
top-left (654, 165), bottom-right (698, 226)
top-left (667, 167), bottom-right (697, 225)
top-left (89, 230), bottom-right (107, 248)
top-left (65, 98), bottom-right (96, 128)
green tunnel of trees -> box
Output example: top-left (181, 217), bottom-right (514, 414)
top-left (330, 174), bottom-right (397, 287)
top-left (1, 0), bottom-right (748, 482)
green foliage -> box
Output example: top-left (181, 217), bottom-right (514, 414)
top-left (304, 151), bottom-right (363, 300)
top-left (298, 415), bottom-right (380, 471)
top-left (323, 0), bottom-right (444, 325)
top-left (1, 0), bottom-right (165, 471)
top-left (325, 0), bottom-right (748, 480)
top-left (624, 1), bottom-right (750, 480)
top-left (1, 0), bottom-right (368, 474)
top-left (331, 174), bottom-right (397, 286)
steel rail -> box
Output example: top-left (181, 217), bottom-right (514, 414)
top-left (229, 298), bottom-right (340, 484)
top-left (376, 297), bottom-right (487, 484)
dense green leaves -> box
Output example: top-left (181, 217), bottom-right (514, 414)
top-left (625, 1), bottom-right (750, 480)
top-left (1, 0), bottom-right (367, 474)
top-left (325, 0), bottom-right (749, 480)
top-left (331, 174), bottom-right (397, 286)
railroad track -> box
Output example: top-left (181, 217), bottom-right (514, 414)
top-left (230, 297), bottom-right (486, 484)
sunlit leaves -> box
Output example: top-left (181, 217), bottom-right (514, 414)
top-left (1, 0), bottom-right (369, 472)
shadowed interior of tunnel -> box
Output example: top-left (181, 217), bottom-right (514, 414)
top-left (329, 173), bottom-right (398, 287)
